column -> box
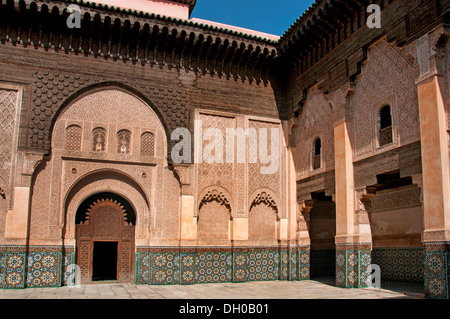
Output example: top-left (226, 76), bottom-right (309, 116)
top-left (174, 165), bottom-right (198, 242)
top-left (415, 27), bottom-right (450, 299)
top-left (5, 153), bottom-right (44, 240)
top-left (334, 120), bottom-right (371, 288)
top-left (417, 65), bottom-right (450, 300)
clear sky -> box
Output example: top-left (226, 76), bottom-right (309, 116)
top-left (191, 0), bottom-right (316, 36)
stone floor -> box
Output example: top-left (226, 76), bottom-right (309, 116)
top-left (0, 277), bottom-right (425, 299)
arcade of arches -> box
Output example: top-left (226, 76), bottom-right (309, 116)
top-left (0, 0), bottom-right (449, 300)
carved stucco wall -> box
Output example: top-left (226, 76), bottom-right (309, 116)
top-left (193, 111), bottom-right (284, 243)
top-left (293, 86), bottom-right (335, 180)
top-left (0, 89), bottom-right (19, 244)
top-left (26, 72), bottom-right (189, 157)
top-left (196, 112), bottom-right (236, 214)
top-left (350, 39), bottom-right (420, 161)
top-left (28, 88), bottom-right (180, 246)
top-left (198, 201), bottom-right (230, 244)
top-left (247, 119), bottom-right (283, 218)
top-left (248, 204), bottom-right (277, 244)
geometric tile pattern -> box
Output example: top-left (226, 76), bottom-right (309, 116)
top-left (280, 252), bottom-right (289, 280)
top-left (196, 252), bottom-right (232, 284)
top-left (247, 251), bottom-right (279, 282)
top-left (135, 252), bottom-right (150, 285)
top-left (310, 249), bottom-right (335, 277)
top-left (372, 248), bottom-right (424, 283)
top-left (150, 252), bottom-right (180, 285)
top-left (26, 252), bottom-right (62, 288)
top-left (335, 248), bottom-right (371, 288)
top-left (0, 253), bottom-right (26, 289)
top-left (336, 250), bottom-right (347, 287)
top-left (359, 250), bottom-right (372, 288)
top-left (298, 250), bottom-right (310, 280)
top-left (180, 253), bottom-right (196, 285)
top-left (289, 251), bottom-right (298, 281)
top-left (0, 247), bottom-right (69, 289)
top-left (232, 252), bottom-right (249, 283)
top-left (2, 245), bottom-right (438, 296)
top-left (62, 252), bottom-right (76, 286)
top-left (136, 248), bottom-right (312, 286)
top-left (346, 250), bottom-right (360, 288)
top-left (424, 250), bottom-right (448, 299)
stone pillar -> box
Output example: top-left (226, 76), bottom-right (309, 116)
top-left (174, 165), bottom-right (197, 242)
top-left (297, 200), bottom-right (313, 281)
top-left (285, 119), bottom-right (299, 243)
top-left (416, 27), bottom-right (450, 299)
top-left (180, 195), bottom-right (197, 241)
top-left (5, 152), bottom-right (44, 241)
top-left (334, 120), bottom-right (371, 288)
top-left (231, 218), bottom-right (248, 241)
top-left (334, 121), bottom-right (355, 241)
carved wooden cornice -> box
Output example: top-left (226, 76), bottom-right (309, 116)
top-left (279, 0), bottom-right (369, 65)
top-left (0, 0), bottom-right (277, 83)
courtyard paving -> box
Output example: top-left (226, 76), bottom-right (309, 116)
top-left (0, 277), bottom-right (424, 299)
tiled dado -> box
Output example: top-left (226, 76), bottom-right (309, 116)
top-left (371, 248), bottom-right (424, 283)
top-left (335, 244), bottom-right (372, 288)
top-left (310, 249), bottom-right (336, 277)
top-left (135, 246), bottom-right (311, 285)
top-left (424, 242), bottom-right (450, 299)
top-left (0, 246), bottom-right (75, 289)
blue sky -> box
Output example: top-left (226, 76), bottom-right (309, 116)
top-left (191, 0), bottom-right (316, 36)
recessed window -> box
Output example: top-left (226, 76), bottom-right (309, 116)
top-left (92, 127), bottom-right (106, 152)
top-left (117, 130), bottom-right (131, 154)
top-left (379, 105), bottom-right (393, 146)
top-left (140, 132), bottom-right (155, 157)
top-left (313, 138), bottom-right (322, 170)
top-left (66, 125), bottom-right (82, 151)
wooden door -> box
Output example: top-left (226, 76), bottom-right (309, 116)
top-left (76, 198), bottom-right (135, 283)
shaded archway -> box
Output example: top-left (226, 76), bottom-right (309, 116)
top-left (309, 192), bottom-right (336, 279)
top-left (75, 192), bottom-right (136, 283)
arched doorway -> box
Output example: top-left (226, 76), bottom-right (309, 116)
top-left (75, 192), bottom-right (136, 283)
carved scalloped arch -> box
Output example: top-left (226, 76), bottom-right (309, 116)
top-left (197, 185), bottom-right (232, 217)
top-left (62, 168), bottom-right (150, 221)
top-left (249, 187), bottom-right (279, 218)
top-left (63, 171), bottom-right (150, 241)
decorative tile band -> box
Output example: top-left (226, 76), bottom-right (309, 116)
top-left (310, 249), bottom-right (335, 277)
top-left (2, 244), bottom-right (443, 299)
top-left (151, 252), bottom-right (180, 285)
top-left (26, 252), bottom-right (62, 288)
top-left (0, 253), bottom-right (26, 289)
top-left (335, 249), bottom-right (371, 288)
top-left (135, 247), bottom-right (311, 286)
top-left (371, 248), bottom-right (424, 283)
top-left (62, 252), bottom-right (76, 286)
top-left (423, 242), bottom-right (450, 299)
top-left (196, 252), bottom-right (232, 284)
top-left (135, 252), bottom-right (150, 285)
top-left (0, 246), bottom-right (74, 289)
